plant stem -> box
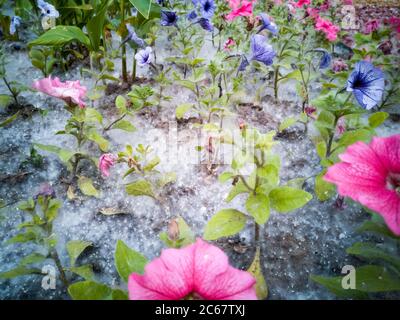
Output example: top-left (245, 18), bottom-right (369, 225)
top-left (274, 65), bottom-right (280, 100)
top-left (50, 250), bottom-right (69, 289)
top-left (3, 77), bottom-right (18, 105)
top-left (104, 113), bottom-right (127, 131)
top-left (120, 0), bottom-right (127, 82)
top-left (132, 49), bottom-right (137, 82)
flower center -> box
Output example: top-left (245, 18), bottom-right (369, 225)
top-left (386, 173), bottom-right (400, 195)
top-left (184, 292), bottom-right (203, 300)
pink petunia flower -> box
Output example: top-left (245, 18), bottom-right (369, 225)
top-left (306, 7), bottom-right (320, 19)
top-left (343, 0), bottom-right (353, 4)
top-left (99, 153), bottom-right (117, 177)
top-left (224, 37), bottom-right (236, 51)
top-left (128, 238), bottom-right (257, 300)
top-left (315, 16), bottom-right (340, 41)
top-left (294, 0), bottom-right (310, 8)
top-left (363, 19), bottom-right (380, 34)
top-left (324, 135), bottom-right (400, 235)
top-left (225, 0), bottom-right (255, 21)
top-left (32, 76), bottom-right (87, 108)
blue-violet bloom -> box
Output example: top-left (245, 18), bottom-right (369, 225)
top-left (197, 18), bottom-right (214, 32)
top-left (346, 61), bottom-right (385, 110)
top-left (37, 0), bottom-right (60, 18)
top-left (10, 16), bottom-right (21, 35)
top-left (258, 13), bottom-right (278, 35)
top-left (250, 34), bottom-right (276, 66)
top-left (135, 47), bottom-right (153, 66)
top-left (199, 0), bottom-right (216, 19)
top-left (160, 10), bottom-right (178, 27)
top-left (125, 24), bottom-right (145, 48)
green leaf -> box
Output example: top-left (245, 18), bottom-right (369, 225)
top-left (45, 199), bottom-right (61, 222)
top-left (247, 247), bottom-right (268, 300)
top-left (129, 0), bottom-right (152, 19)
top-left (87, 130), bottom-right (109, 152)
top-left (218, 172), bottom-right (234, 183)
top-left (143, 156), bottom-right (160, 171)
top-left (0, 266), bottom-right (41, 279)
top-left (85, 108), bottom-right (103, 124)
top-left (175, 103), bottom-right (193, 119)
top-left (279, 117), bottom-right (297, 132)
top-left (368, 112), bottom-right (388, 128)
top-left (115, 95), bottom-right (127, 113)
top-left (0, 94), bottom-right (13, 108)
top-left (204, 209), bottom-right (247, 240)
top-left (175, 216), bottom-right (195, 246)
top-left (69, 265), bottom-right (95, 280)
top-left (111, 119), bottom-right (136, 132)
top-left (66, 240), bottom-right (92, 267)
top-left (310, 274), bottom-right (368, 299)
top-left (125, 180), bottom-right (155, 198)
top-left (112, 289), bottom-right (128, 300)
top-left (316, 141), bottom-right (327, 160)
top-left (315, 171), bottom-right (336, 201)
top-left (357, 220), bottom-right (399, 239)
top-left (0, 111), bottom-right (20, 128)
top-left (86, 0), bottom-right (110, 51)
top-left (78, 176), bottom-right (100, 198)
top-left (7, 232), bottom-right (37, 244)
top-left (338, 129), bottom-right (372, 148)
top-left (68, 281), bottom-right (112, 300)
top-left (245, 194), bottom-right (270, 225)
top-left (156, 172), bottom-right (177, 188)
top-left (269, 187), bottom-right (312, 213)
top-left (29, 26), bottom-right (91, 48)
top-left (115, 240), bottom-right (148, 282)
top-left (355, 265), bottom-right (400, 292)
top-left (20, 253), bottom-right (47, 266)
top-left (34, 143), bottom-right (75, 164)
top-left (346, 242), bottom-right (400, 270)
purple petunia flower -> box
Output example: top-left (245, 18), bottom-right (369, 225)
top-left (258, 13), bottom-right (278, 35)
top-left (10, 16), bottom-right (21, 35)
top-left (250, 34), bottom-right (276, 66)
top-left (238, 55), bottom-right (250, 72)
top-left (199, 0), bottom-right (215, 19)
top-left (160, 10), bottom-right (178, 27)
top-left (346, 61), bottom-right (385, 110)
top-left (187, 10), bottom-right (198, 21)
top-left (197, 18), bottom-right (214, 32)
top-left (37, 0), bottom-right (60, 18)
top-left (313, 48), bottom-right (331, 69)
top-left (125, 24), bottom-right (145, 48)
top-left (135, 47), bottom-right (153, 66)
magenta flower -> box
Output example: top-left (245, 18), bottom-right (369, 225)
top-left (128, 238), bottom-right (257, 300)
top-left (315, 16), bottom-right (340, 41)
top-left (224, 37), bottom-right (236, 51)
top-left (225, 0), bottom-right (255, 22)
top-left (32, 76), bottom-right (87, 108)
top-left (294, 0), bottom-right (310, 8)
top-left (324, 135), bottom-right (400, 235)
top-left (363, 19), bottom-right (380, 34)
top-left (99, 153), bottom-right (116, 177)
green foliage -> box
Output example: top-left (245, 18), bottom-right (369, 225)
top-left (0, 196), bottom-right (93, 287)
top-left (160, 216), bottom-right (195, 248)
top-left (117, 144), bottom-right (176, 200)
top-left (204, 127), bottom-right (312, 240)
top-left (311, 216), bottom-right (400, 298)
top-left (114, 240), bottom-right (148, 282)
